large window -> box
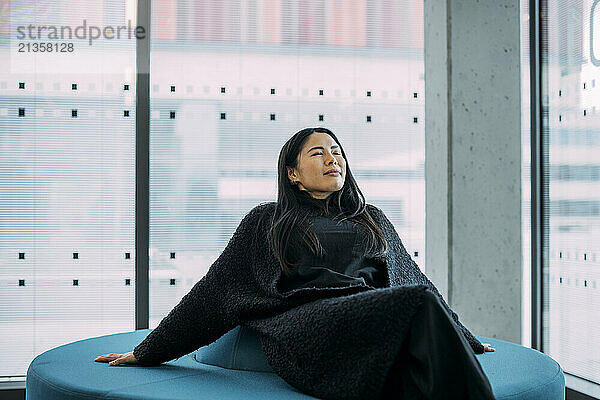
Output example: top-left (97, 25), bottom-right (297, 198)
top-left (540, 0), bottom-right (600, 394)
top-left (0, 0), bottom-right (137, 382)
top-left (0, 0), bottom-right (425, 382)
top-left (147, 0), bottom-right (426, 328)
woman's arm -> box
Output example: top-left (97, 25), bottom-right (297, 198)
top-left (369, 205), bottom-right (485, 355)
top-left (133, 206), bottom-right (264, 366)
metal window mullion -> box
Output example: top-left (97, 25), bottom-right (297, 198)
top-left (135, 0), bottom-right (151, 331)
top-left (530, 0), bottom-right (541, 352)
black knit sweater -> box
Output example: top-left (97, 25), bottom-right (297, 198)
top-left (133, 200), bottom-right (486, 400)
top-left (277, 213), bottom-right (388, 292)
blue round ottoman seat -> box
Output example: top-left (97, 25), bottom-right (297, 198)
top-left (26, 326), bottom-right (565, 400)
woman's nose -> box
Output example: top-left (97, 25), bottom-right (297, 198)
top-left (325, 154), bottom-right (338, 163)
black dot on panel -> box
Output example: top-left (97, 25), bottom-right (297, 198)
top-left (559, 115), bottom-right (562, 122)
top-left (559, 277), bottom-right (562, 283)
top-left (221, 87), bottom-right (226, 93)
top-left (72, 109), bottom-right (78, 118)
top-left (584, 253), bottom-right (587, 260)
top-left (271, 88), bottom-right (275, 94)
top-left (19, 252), bottom-right (25, 259)
top-left (170, 278), bottom-right (176, 285)
top-left (584, 109), bottom-right (587, 116)
top-left (19, 279), bottom-right (25, 286)
top-left (366, 115), bottom-right (371, 122)
top-left (170, 252), bottom-right (175, 259)
top-left (18, 108), bottom-right (25, 117)
top-left (559, 251), bottom-right (562, 258)
top-left (584, 280), bottom-right (587, 287)
top-left (414, 251), bottom-right (419, 257)
top-left (125, 252), bottom-right (130, 259)
top-left (583, 82), bottom-right (586, 89)
top-left (270, 113), bottom-right (276, 120)
top-left (124, 110), bottom-right (130, 117)
top-left (170, 111), bottom-right (175, 119)
top-left (124, 84), bottom-right (129, 91)
top-left (72, 83), bottom-right (77, 90)
top-left (319, 114), bottom-right (324, 121)
top-left (220, 112), bottom-right (226, 120)
top-left (319, 89), bottom-right (323, 95)
top-left (366, 91), bottom-right (371, 97)
top-left (558, 90), bottom-right (561, 96)
top-left (413, 117), bottom-right (418, 123)
top-left (413, 92), bottom-right (418, 98)
top-left (73, 252), bottom-right (79, 259)
top-left (73, 279), bottom-right (78, 286)
top-left (19, 82), bottom-right (25, 89)
top-left (170, 85), bottom-right (175, 92)
top-left (125, 278), bottom-right (131, 286)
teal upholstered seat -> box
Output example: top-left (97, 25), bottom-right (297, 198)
top-left (26, 326), bottom-right (565, 400)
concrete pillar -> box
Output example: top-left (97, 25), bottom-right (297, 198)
top-left (424, 0), bottom-right (522, 344)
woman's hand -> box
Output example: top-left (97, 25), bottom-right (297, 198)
top-left (482, 343), bottom-right (495, 352)
top-left (94, 351), bottom-right (138, 366)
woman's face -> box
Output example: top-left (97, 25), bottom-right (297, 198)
top-left (287, 132), bottom-right (346, 199)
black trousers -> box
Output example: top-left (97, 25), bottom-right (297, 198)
top-left (379, 290), bottom-right (496, 400)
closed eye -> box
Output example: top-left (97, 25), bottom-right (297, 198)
top-left (314, 152), bottom-right (341, 156)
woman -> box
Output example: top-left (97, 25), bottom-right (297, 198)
top-left (95, 127), bottom-right (496, 400)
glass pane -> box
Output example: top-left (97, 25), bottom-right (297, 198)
top-left (542, 0), bottom-right (600, 387)
top-left (148, 0), bottom-right (425, 328)
top-left (0, 0), bottom-right (136, 380)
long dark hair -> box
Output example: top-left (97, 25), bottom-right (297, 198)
top-left (267, 127), bottom-right (388, 276)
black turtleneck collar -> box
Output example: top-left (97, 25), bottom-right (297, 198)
top-left (296, 189), bottom-right (336, 215)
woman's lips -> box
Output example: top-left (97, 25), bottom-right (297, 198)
top-left (325, 171), bottom-right (340, 176)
